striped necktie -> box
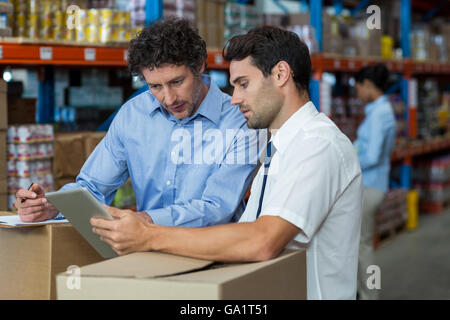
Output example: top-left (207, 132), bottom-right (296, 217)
top-left (256, 141), bottom-right (275, 219)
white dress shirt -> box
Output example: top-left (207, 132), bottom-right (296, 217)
top-left (239, 101), bottom-right (363, 300)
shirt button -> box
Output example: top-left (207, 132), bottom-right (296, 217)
top-left (166, 180), bottom-right (171, 186)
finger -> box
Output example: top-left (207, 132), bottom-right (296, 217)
top-left (20, 205), bottom-right (47, 216)
top-left (90, 217), bottom-right (116, 231)
top-left (31, 184), bottom-right (45, 196)
top-left (20, 197), bottom-right (48, 208)
top-left (19, 211), bottom-right (48, 222)
top-left (92, 226), bottom-right (116, 241)
top-left (105, 205), bottom-right (127, 219)
top-left (16, 189), bottom-right (38, 200)
top-left (99, 236), bottom-right (122, 255)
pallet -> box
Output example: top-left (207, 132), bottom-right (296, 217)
top-left (373, 222), bottom-right (406, 250)
top-left (419, 200), bottom-right (450, 215)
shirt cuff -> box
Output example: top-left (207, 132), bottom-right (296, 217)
top-left (145, 208), bottom-right (174, 226)
top-left (55, 212), bottom-right (65, 219)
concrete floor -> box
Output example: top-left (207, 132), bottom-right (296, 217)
top-left (374, 209), bottom-right (450, 299)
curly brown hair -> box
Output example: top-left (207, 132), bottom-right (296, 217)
top-left (128, 18), bottom-right (207, 78)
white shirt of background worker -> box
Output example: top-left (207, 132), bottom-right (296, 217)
top-left (90, 26), bottom-right (363, 300)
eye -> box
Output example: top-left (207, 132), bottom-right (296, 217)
top-left (172, 79), bottom-right (183, 86)
top-left (149, 84), bottom-right (161, 90)
top-left (240, 82), bottom-right (248, 89)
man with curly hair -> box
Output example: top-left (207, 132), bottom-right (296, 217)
top-left (15, 18), bottom-right (259, 227)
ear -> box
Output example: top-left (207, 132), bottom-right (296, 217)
top-left (272, 61), bottom-right (291, 88)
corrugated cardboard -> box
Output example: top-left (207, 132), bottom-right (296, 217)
top-left (0, 194), bottom-right (7, 211)
top-left (53, 132), bottom-right (106, 180)
top-left (84, 131), bottom-right (105, 158)
top-left (53, 133), bottom-right (87, 179)
top-left (54, 177), bottom-right (76, 190)
top-left (0, 218), bottom-right (104, 300)
top-left (57, 249), bottom-right (306, 300)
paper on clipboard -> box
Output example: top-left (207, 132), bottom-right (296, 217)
top-left (0, 215), bottom-right (68, 228)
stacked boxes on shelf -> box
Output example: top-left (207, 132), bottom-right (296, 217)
top-left (330, 96), bottom-right (364, 142)
top-left (6, 124), bottom-right (54, 210)
top-left (374, 188), bottom-right (408, 242)
top-left (411, 23), bottom-right (450, 63)
top-left (413, 155), bottom-right (450, 214)
top-left (224, 2), bottom-right (261, 43)
top-left (73, 6), bottom-right (133, 43)
top-left (417, 80), bottom-right (441, 140)
top-left (10, 0), bottom-right (137, 43)
top-left (331, 94), bottom-right (406, 145)
top-left (163, 0), bottom-right (195, 25)
top-left (0, 80), bottom-right (7, 211)
top-left (0, 1), bottom-right (13, 36)
top-left (195, 0), bottom-right (225, 49)
top-left (11, 0), bottom-right (72, 39)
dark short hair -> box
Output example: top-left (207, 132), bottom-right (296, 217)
top-left (355, 63), bottom-right (389, 92)
top-left (223, 25), bottom-right (311, 93)
top-left (128, 18), bottom-right (207, 77)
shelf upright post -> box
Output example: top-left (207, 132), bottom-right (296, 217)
top-left (400, 0), bottom-right (412, 189)
top-left (37, 66), bottom-right (55, 124)
top-left (310, 0), bottom-right (322, 112)
top-left (145, 0), bottom-right (163, 25)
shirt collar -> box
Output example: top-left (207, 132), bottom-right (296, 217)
top-left (365, 95), bottom-right (387, 115)
top-left (148, 74), bottom-right (222, 125)
top-left (272, 101), bottom-right (318, 155)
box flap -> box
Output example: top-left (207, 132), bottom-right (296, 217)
top-left (79, 252), bottom-right (214, 279)
top-left (165, 249), bottom-right (304, 283)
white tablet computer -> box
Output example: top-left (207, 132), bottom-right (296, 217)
top-left (46, 188), bottom-right (118, 259)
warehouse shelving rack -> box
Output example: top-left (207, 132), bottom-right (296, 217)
top-left (1, 0), bottom-right (449, 189)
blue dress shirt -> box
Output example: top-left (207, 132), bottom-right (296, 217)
top-left (60, 75), bottom-right (260, 227)
top-left (354, 95), bottom-right (396, 193)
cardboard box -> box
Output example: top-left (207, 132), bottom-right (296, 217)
top-left (57, 249), bottom-right (306, 300)
top-left (7, 98), bottom-right (37, 125)
top-left (53, 133), bottom-right (87, 179)
top-left (0, 80), bottom-right (6, 130)
top-left (84, 132), bottom-right (106, 158)
top-left (54, 177), bottom-right (76, 190)
top-left (0, 218), bottom-right (104, 299)
top-left (0, 178), bottom-right (6, 193)
top-left (53, 132), bottom-right (106, 181)
top-left (0, 194), bottom-right (7, 211)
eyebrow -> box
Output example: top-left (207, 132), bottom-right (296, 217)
top-left (148, 76), bottom-right (185, 87)
top-left (230, 75), bottom-right (247, 86)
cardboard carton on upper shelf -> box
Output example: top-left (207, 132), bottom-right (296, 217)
top-left (56, 248), bottom-right (306, 300)
top-left (0, 216), bottom-right (104, 300)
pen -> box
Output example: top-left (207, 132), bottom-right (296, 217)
top-left (21, 183), bottom-right (35, 203)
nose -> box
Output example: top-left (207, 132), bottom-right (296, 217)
top-left (230, 91), bottom-right (243, 106)
top-left (164, 88), bottom-right (177, 106)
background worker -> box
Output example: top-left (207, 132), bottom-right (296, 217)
top-left (353, 63), bottom-right (397, 300)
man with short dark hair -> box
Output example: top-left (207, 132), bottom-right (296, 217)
top-left (91, 26), bottom-right (363, 299)
top-left (15, 18), bottom-right (258, 227)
